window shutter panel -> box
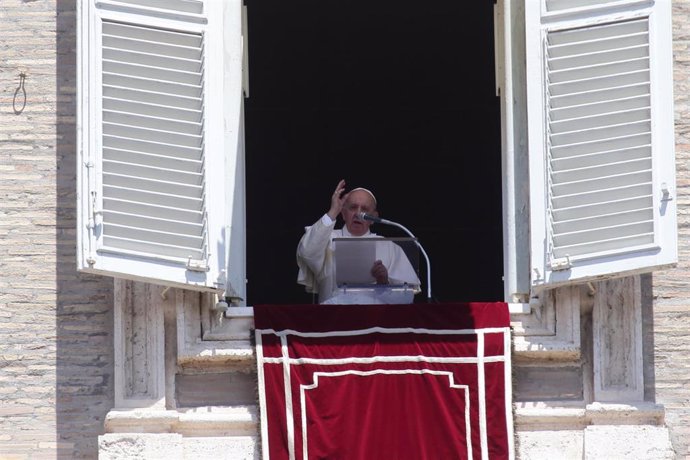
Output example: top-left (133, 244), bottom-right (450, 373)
top-left (77, 0), bottom-right (245, 296)
top-left (525, 0), bottom-right (677, 289)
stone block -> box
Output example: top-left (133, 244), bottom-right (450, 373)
top-left (583, 425), bottom-right (674, 459)
top-left (98, 433), bottom-right (183, 459)
top-left (516, 430), bottom-right (583, 460)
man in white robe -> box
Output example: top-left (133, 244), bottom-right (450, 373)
top-left (296, 180), bottom-right (421, 304)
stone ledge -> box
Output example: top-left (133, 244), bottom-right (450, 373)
top-left (586, 402), bottom-right (666, 425)
top-left (512, 336), bottom-right (581, 361)
top-left (104, 406), bottom-right (258, 437)
top-left (99, 433), bottom-right (259, 460)
top-left (515, 402), bottom-right (666, 431)
top-left (178, 341), bottom-right (255, 366)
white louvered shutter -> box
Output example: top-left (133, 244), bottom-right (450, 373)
top-left (525, 0), bottom-right (677, 289)
top-left (77, 0), bottom-right (246, 297)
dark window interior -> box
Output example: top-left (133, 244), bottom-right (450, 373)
top-left (245, 0), bottom-right (503, 305)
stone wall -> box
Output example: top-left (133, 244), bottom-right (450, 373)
top-left (0, 0), bottom-right (115, 458)
top-left (652, 1), bottom-right (690, 457)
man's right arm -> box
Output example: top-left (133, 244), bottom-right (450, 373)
top-left (297, 214), bottom-right (336, 274)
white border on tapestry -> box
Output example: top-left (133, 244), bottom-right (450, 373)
top-left (299, 370), bottom-right (473, 460)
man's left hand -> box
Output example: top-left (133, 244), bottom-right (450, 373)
top-left (371, 260), bottom-right (389, 284)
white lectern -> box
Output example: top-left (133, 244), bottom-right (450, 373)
top-left (323, 237), bottom-right (420, 305)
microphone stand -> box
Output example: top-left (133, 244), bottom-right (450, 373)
top-left (368, 216), bottom-right (433, 303)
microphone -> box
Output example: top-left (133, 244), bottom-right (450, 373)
top-left (357, 212), bottom-right (392, 225)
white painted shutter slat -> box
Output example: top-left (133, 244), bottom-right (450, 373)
top-left (103, 123), bottom-right (202, 147)
top-left (105, 209), bottom-right (202, 234)
top-left (550, 107), bottom-right (650, 133)
top-left (104, 137), bottom-right (202, 159)
top-left (103, 35), bottom-right (202, 60)
top-left (551, 122), bottom-right (650, 148)
top-left (102, 235), bottom-right (204, 259)
top-left (103, 185), bottom-right (202, 211)
top-left (104, 86), bottom-right (201, 110)
top-left (104, 99), bottom-right (202, 122)
top-left (553, 157), bottom-right (651, 181)
top-left (526, 0), bottom-right (677, 288)
top-left (553, 220), bottom-right (653, 248)
top-left (104, 111), bottom-right (203, 135)
top-left (103, 74), bottom-right (202, 98)
top-left (550, 132), bottom-right (650, 159)
top-left (553, 207), bottom-right (653, 233)
top-left (551, 83), bottom-right (649, 109)
top-left (552, 233), bottom-right (654, 258)
top-left (103, 159), bottom-right (202, 183)
top-left (552, 195), bottom-right (651, 222)
top-left (546, 0), bottom-right (619, 12)
top-left (104, 198), bottom-right (202, 223)
top-left (104, 63), bottom-right (202, 86)
top-left (552, 170), bottom-right (652, 197)
top-left (104, 221), bottom-right (203, 248)
top-left (551, 183), bottom-right (652, 212)
top-left (103, 148), bottom-right (201, 169)
top-left (549, 69), bottom-right (649, 96)
top-left (103, 172), bottom-right (203, 197)
top-left (114, 0), bottom-right (204, 15)
top-left (551, 94), bottom-right (648, 120)
top-left (104, 49), bottom-right (202, 75)
top-left (552, 144), bottom-right (649, 170)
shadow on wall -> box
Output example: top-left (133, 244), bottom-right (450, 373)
top-left (56, 1), bottom-right (115, 458)
top-left (641, 273), bottom-right (656, 402)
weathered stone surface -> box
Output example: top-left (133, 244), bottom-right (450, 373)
top-left (516, 430), bottom-right (584, 460)
top-left (583, 425), bottom-right (674, 460)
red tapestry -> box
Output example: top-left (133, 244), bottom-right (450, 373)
top-left (254, 303), bottom-right (513, 460)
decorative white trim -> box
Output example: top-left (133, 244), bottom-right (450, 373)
top-left (255, 332), bottom-right (270, 460)
top-left (477, 332), bottom-right (489, 460)
top-left (299, 370), bottom-right (472, 460)
top-left (281, 335), bottom-right (296, 460)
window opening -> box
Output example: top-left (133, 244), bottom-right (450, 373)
top-left (244, 0), bottom-right (503, 304)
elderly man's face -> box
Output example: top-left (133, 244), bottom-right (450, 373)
top-left (341, 190), bottom-right (377, 236)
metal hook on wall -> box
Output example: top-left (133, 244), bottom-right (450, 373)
top-left (13, 72), bottom-right (27, 115)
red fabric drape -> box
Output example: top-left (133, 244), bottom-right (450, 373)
top-left (255, 303), bottom-right (513, 460)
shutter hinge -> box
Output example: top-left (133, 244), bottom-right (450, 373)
top-left (186, 257), bottom-right (210, 272)
top-left (549, 255), bottom-right (572, 271)
top-left (661, 183), bottom-right (674, 202)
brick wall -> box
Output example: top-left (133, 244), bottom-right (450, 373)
top-left (0, 1), bottom-right (114, 458)
top-left (652, 0), bottom-right (690, 457)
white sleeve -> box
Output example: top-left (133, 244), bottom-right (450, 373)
top-left (296, 215), bottom-right (336, 291)
top-left (387, 243), bottom-right (422, 292)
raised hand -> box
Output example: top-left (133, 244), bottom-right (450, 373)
top-left (327, 179), bottom-right (349, 221)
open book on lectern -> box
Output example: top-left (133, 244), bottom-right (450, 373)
top-left (332, 237), bottom-right (421, 290)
